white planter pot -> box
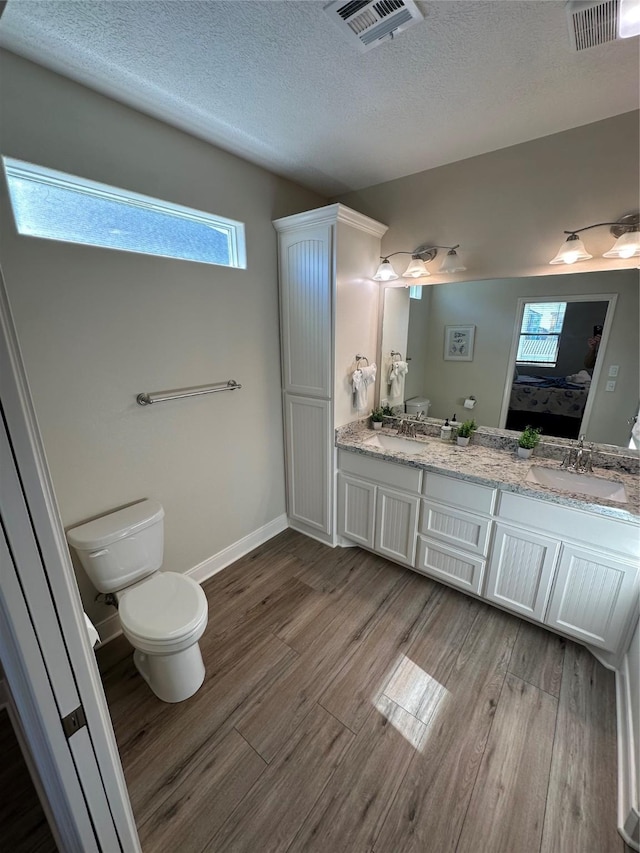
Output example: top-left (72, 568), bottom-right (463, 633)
top-left (456, 436), bottom-right (470, 447)
top-left (517, 446), bottom-right (533, 459)
top-left (372, 421), bottom-right (383, 430)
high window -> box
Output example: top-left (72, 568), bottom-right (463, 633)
top-left (516, 301), bottom-right (567, 366)
top-left (3, 157), bottom-right (246, 269)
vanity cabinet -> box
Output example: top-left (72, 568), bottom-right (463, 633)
top-left (485, 523), bottom-right (560, 622)
top-left (546, 544), bottom-right (638, 651)
top-left (375, 487), bottom-right (420, 566)
top-left (415, 472), bottom-right (495, 595)
top-left (274, 206), bottom-right (387, 545)
top-left (337, 447), bottom-right (639, 656)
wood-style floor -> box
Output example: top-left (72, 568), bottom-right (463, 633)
top-left (98, 530), bottom-right (623, 853)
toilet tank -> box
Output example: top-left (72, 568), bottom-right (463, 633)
top-left (405, 396), bottom-right (431, 416)
top-left (66, 499), bottom-right (164, 593)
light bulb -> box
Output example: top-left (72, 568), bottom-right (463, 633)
top-left (603, 230), bottom-right (640, 259)
top-left (373, 259), bottom-right (399, 281)
top-left (402, 257), bottom-right (430, 278)
top-left (549, 234), bottom-right (592, 265)
top-left (619, 0), bottom-right (640, 38)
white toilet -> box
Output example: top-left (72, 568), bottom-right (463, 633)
top-left (67, 499), bottom-right (208, 703)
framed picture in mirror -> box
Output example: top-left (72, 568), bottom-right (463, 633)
top-left (444, 325), bottom-right (475, 361)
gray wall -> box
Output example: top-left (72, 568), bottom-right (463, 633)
top-left (0, 51), bottom-right (325, 623)
top-left (335, 111), bottom-right (640, 284)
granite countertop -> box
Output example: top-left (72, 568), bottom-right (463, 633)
top-left (336, 421), bottom-right (640, 522)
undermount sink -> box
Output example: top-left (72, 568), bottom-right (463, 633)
top-left (525, 465), bottom-right (628, 504)
top-left (365, 433), bottom-right (428, 455)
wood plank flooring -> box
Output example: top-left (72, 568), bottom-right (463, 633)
top-left (98, 529), bottom-right (623, 853)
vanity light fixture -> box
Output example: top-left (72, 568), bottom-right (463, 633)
top-left (549, 212), bottom-right (640, 265)
top-left (373, 243), bottom-right (466, 281)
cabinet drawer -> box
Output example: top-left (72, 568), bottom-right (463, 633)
top-left (419, 500), bottom-right (492, 556)
top-left (498, 491), bottom-right (639, 560)
top-left (338, 449), bottom-right (422, 493)
top-left (423, 472), bottom-right (496, 515)
top-left (415, 536), bottom-right (486, 596)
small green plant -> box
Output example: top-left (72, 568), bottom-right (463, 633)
top-left (456, 419), bottom-right (477, 439)
top-left (371, 407), bottom-right (385, 423)
top-left (518, 425), bottom-right (542, 449)
top-left (381, 404), bottom-right (395, 416)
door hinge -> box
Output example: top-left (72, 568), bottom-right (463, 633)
top-left (61, 705), bottom-right (87, 739)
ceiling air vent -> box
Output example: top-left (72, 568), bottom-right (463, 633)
top-left (324, 0), bottom-right (424, 53)
top-left (566, 0), bottom-right (619, 50)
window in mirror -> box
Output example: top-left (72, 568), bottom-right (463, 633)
top-left (516, 301), bottom-right (567, 367)
top-left (409, 285), bottom-right (423, 300)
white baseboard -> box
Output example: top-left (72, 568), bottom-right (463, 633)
top-left (617, 655), bottom-right (640, 851)
top-left (94, 513), bottom-right (289, 646)
top-left (187, 513), bottom-right (289, 585)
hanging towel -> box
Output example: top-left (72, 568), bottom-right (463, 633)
top-left (361, 363), bottom-right (377, 389)
top-left (388, 361), bottom-right (409, 398)
top-left (352, 368), bottom-right (367, 411)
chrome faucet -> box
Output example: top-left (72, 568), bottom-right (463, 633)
top-left (560, 435), bottom-right (593, 473)
top-left (398, 419), bottom-right (417, 437)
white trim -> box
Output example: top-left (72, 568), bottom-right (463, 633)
top-left (0, 262), bottom-right (141, 851)
top-left (273, 203), bottom-right (388, 238)
top-left (616, 646), bottom-right (640, 850)
top-left (498, 292), bottom-right (618, 436)
top-left (187, 513), bottom-right (289, 584)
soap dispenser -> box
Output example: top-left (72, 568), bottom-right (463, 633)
top-left (440, 418), bottom-right (452, 442)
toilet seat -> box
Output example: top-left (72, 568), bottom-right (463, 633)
top-left (118, 572), bottom-right (208, 654)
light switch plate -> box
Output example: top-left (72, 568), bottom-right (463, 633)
top-left (608, 365), bottom-right (619, 377)
top-left (605, 380), bottom-right (616, 392)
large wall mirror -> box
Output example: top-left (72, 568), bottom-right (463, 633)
top-left (378, 269), bottom-right (638, 449)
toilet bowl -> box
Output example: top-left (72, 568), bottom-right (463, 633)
top-left (66, 500), bottom-right (209, 703)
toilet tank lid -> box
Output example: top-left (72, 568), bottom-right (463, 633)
top-left (405, 397), bottom-right (430, 406)
top-left (67, 499), bottom-right (164, 551)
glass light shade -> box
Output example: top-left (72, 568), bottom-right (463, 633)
top-left (402, 257), bottom-right (430, 278)
top-left (373, 259), bottom-right (399, 281)
top-left (603, 230), bottom-right (640, 259)
top-left (439, 249), bottom-right (467, 274)
top-left (549, 235), bottom-right (592, 265)
top-left (619, 0), bottom-right (640, 38)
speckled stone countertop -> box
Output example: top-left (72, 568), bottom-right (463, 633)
top-left (336, 421), bottom-right (640, 522)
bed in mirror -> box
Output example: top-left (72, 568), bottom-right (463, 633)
top-left (377, 269), bottom-right (639, 448)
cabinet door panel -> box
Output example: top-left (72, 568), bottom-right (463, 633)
top-left (485, 523), bottom-right (560, 621)
top-left (416, 535), bottom-right (485, 595)
top-left (284, 395), bottom-right (332, 534)
top-left (420, 500), bottom-right (492, 556)
top-left (546, 545), bottom-right (639, 651)
top-left (375, 487), bottom-right (419, 567)
top-left (279, 225), bottom-right (332, 397)
top-left (337, 474), bottom-right (376, 548)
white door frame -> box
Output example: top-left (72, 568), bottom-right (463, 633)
top-left (0, 266), bottom-right (140, 851)
top-left (498, 292), bottom-right (618, 437)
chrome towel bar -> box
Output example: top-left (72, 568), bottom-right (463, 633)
top-left (136, 379), bottom-right (242, 406)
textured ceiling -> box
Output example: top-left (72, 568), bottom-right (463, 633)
top-left (1, 0), bottom-right (638, 195)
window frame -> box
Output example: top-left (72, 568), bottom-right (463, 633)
top-left (515, 301), bottom-right (568, 368)
top-left (2, 156), bottom-right (247, 270)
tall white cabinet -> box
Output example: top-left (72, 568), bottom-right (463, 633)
top-left (274, 205), bottom-right (387, 544)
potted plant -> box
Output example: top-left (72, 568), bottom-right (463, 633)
top-left (517, 425), bottom-right (541, 459)
top-left (371, 407), bottom-right (385, 430)
top-left (456, 419), bottom-right (477, 446)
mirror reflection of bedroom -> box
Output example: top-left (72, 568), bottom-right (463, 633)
top-left (505, 297), bottom-right (609, 439)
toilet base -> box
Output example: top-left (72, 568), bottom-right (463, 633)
top-left (133, 643), bottom-right (205, 703)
